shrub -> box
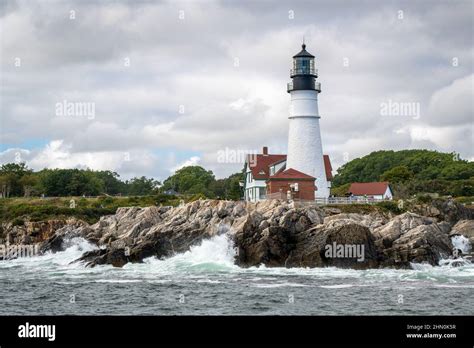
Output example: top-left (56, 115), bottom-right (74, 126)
top-left (376, 200), bottom-right (404, 214)
top-left (415, 194), bottom-right (433, 204)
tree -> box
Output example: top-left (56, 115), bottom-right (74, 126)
top-left (380, 165), bottom-right (414, 183)
top-left (161, 166), bottom-right (216, 197)
top-left (211, 172), bottom-right (243, 200)
top-left (66, 170), bottom-right (104, 196)
top-left (330, 183), bottom-right (351, 197)
top-left (125, 176), bottom-right (160, 196)
top-left (95, 170), bottom-right (125, 195)
top-left (331, 150), bottom-right (473, 198)
top-left (19, 174), bottom-right (40, 197)
top-left (0, 162), bottom-right (32, 196)
top-left (0, 174), bottom-right (14, 198)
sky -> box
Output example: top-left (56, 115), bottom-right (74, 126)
top-left (0, 0), bottom-right (473, 181)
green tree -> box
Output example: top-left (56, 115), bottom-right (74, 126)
top-left (332, 150), bottom-right (473, 198)
top-left (211, 172), bottom-right (243, 200)
top-left (380, 165), bottom-right (414, 183)
top-left (66, 170), bottom-right (104, 196)
top-left (0, 162), bottom-right (32, 196)
top-left (161, 166), bottom-right (216, 197)
top-left (94, 171), bottom-right (125, 195)
top-left (19, 174), bottom-right (40, 197)
top-left (330, 183), bottom-right (351, 196)
top-left (0, 174), bottom-right (14, 197)
top-left (125, 176), bottom-right (160, 196)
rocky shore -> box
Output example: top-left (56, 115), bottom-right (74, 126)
top-left (1, 199), bottom-right (473, 269)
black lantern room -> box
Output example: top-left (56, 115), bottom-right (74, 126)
top-left (287, 44), bottom-right (321, 93)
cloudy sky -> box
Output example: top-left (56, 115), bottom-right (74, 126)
top-left (1, 0), bottom-right (472, 181)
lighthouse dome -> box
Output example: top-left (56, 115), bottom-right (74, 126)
top-left (293, 44), bottom-right (315, 58)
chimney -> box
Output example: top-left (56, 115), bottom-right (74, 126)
top-left (262, 146), bottom-right (268, 155)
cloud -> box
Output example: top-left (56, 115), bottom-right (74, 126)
top-left (0, 0), bottom-right (472, 181)
top-left (171, 156), bottom-right (201, 173)
top-left (427, 74), bottom-right (473, 127)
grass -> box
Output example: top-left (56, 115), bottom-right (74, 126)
top-left (0, 194), bottom-right (186, 224)
top-left (454, 196), bottom-right (474, 207)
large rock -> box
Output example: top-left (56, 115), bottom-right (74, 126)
top-left (380, 223), bottom-right (453, 267)
top-left (413, 199), bottom-right (474, 223)
top-left (232, 204), bottom-right (324, 267)
top-left (373, 212), bottom-right (436, 249)
top-left (285, 223), bottom-right (379, 269)
top-left (0, 219), bottom-right (84, 246)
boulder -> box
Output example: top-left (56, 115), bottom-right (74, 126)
top-left (380, 223), bottom-right (453, 267)
top-left (373, 212), bottom-right (435, 249)
top-left (285, 223), bottom-right (379, 269)
top-left (413, 199), bottom-right (474, 223)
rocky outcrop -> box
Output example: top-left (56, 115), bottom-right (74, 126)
top-left (3, 198), bottom-right (472, 269)
top-left (285, 223), bottom-right (379, 269)
top-left (323, 212), bottom-right (388, 230)
top-left (380, 223), bottom-right (453, 267)
top-left (412, 199), bottom-right (474, 223)
top-left (372, 212), bottom-right (436, 249)
top-left (1, 219), bottom-right (86, 247)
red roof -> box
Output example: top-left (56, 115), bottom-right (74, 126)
top-left (323, 155), bottom-right (333, 181)
top-left (348, 182), bottom-right (390, 196)
top-left (247, 154), bottom-right (287, 179)
top-left (268, 168), bottom-right (315, 180)
top-left (247, 153), bottom-right (333, 181)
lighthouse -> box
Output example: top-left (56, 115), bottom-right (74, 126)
top-left (286, 43), bottom-right (330, 198)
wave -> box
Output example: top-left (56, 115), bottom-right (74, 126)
top-left (130, 233), bottom-right (239, 274)
top-left (320, 284), bottom-right (354, 289)
top-left (451, 235), bottom-right (472, 254)
top-left (0, 233), bottom-right (473, 289)
top-left (0, 237), bottom-right (97, 268)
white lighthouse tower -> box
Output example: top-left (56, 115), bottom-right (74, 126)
top-left (286, 43), bottom-right (329, 198)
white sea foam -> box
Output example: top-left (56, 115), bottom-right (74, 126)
top-left (141, 233), bottom-right (238, 272)
top-left (253, 282), bottom-right (309, 288)
top-left (451, 235), bottom-right (472, 254)
top-left (95, 279), bottom-right (142, 283)
top-left (0, 237), bottom-right (97, 268)
top-left (320, 284), bottom-right (354, 289)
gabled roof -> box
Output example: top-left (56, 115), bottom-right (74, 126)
top-left (268, 168), bottom-right (315, 180)
top-left (348, 182), bottom-right (390, 196)
top-left (247, 153), bottom-right (333, 181)
top-left (247, 154), bottom-right (287, 180)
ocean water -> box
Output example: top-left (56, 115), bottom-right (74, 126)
top-left (0, 235), bottom-right (473, 315)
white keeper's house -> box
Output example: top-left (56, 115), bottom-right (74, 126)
top-left (244, 43), bottom-right (333, 202)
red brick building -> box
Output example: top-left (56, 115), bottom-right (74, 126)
top-left (266, 168), bottom-right (316, 200)
top-left (244, 146), bottom-right (333, 201)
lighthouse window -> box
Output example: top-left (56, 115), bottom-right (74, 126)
top-left (294, 57), bottom-right (312, 75)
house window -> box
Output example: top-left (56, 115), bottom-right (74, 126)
top-left (259, 187), bottom-right (266, 199)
